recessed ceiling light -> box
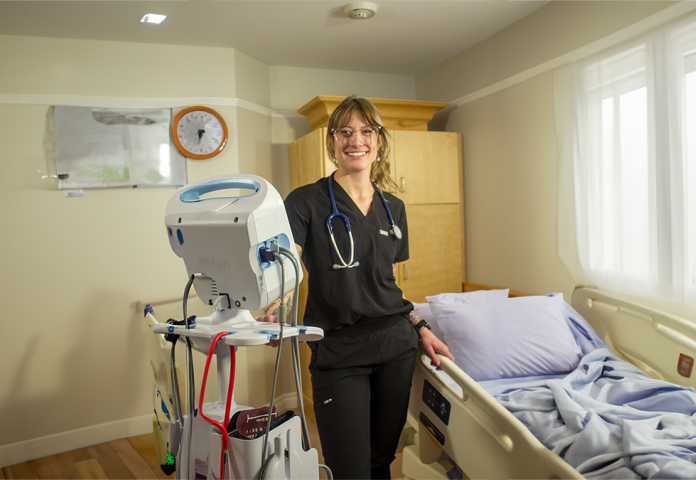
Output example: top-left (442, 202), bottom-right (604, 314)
top-left (140, 14), bottom-right (167, 25)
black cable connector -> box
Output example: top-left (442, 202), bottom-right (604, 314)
top-left (164, 316), bottom-right (196, 343)
top-left (259, 248), bottom-right (275, 263)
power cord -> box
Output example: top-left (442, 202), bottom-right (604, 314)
top-left (261, 251), bottom-right (286, 467)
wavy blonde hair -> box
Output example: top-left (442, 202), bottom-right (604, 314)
top-left (326, 96), bottom-right (398, 192)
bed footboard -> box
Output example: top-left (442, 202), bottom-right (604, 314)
top-left (407, 350), bottom-right (583, 480)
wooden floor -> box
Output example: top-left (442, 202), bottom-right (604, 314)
top-left (1, 434), bottom-right (171, 480)
top-left (1, 420), bottom-right (403, 479)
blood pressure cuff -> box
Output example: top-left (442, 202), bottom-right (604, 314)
top-left (228, 406), bottom-right (277, 439)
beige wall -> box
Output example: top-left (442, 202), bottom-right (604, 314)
top-left (417, 1), bottom-right (677, 103)
top-left (0, 35), bottom-right (237, 98)
top-left (0, 36), bottom-right (272, 463)
top-left (270, 66), bottom-right (416, 111)
top-left (0, 35), bottom-right (254, 453)
top-left (235, 50), bottom-right (271, 108)
top-left (269, 66), bottom-right (416, 197)
top-left (0, 33), bottom-right (419, 461)
top-left (446, 72), bottom-right (576, 297)
top-left (417, 2), bottom-right (680, 300)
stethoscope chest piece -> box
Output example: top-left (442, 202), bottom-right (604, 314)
top-left (391, 225), bottom-right (403, 240)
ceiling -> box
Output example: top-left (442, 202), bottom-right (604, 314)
top-left (0, 1), bottom-right (549, 76)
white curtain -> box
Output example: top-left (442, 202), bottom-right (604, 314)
top-left (555, 12), bottom-right (696, 308)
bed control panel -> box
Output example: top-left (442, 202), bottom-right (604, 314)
top-left (422, 379), bottom-right (451, 425)
top-left (420, 412), bottom-right (445, 446)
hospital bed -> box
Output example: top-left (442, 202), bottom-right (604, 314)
top-left (403, 284), bottom-right (696, 479)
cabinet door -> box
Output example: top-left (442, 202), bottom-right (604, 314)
top-left (393, 131), bottom-right (461, 204)
top-left (289, 127), bottom-right (334, 188)
top-left (398, 204), bottom-right (462, 303)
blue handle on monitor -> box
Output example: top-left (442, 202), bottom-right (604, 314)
top-left (180, 178), bottom-right (261, 203)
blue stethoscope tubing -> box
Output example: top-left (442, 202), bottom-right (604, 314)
top-left (327, 174), bottom-right (402, 270)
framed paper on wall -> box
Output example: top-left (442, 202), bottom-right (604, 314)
top-left (53, 106), bottom-right (187, 189)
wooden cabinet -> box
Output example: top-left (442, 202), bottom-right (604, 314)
top-left (392, 130), bottom-right (461, 205)
top-left (391, 130), bottom-right (463, 302)
top-left (288, 128), bottom-right (333, 191)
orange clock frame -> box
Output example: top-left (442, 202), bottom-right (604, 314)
top-left (172, 105), bottom-right (229, 160)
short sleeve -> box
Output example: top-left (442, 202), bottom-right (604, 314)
top-left (284, 187), bottom-right (311, 250)
top-left (394, 200), bottom-right (409, 263)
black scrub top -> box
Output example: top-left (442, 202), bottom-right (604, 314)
top-left (285, 175), bottom-right (413, 334)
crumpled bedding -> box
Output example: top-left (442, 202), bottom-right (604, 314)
top-left (483, 348), bottom-right (696, 479)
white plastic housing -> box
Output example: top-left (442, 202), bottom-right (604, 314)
top-left (165, 174), bottom-right (302, 311)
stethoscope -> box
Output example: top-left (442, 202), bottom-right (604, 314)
top-left (327, 174), bottom-right (402, 270)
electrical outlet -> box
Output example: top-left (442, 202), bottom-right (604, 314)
top-left (678, 354), bottom-right (693, 378)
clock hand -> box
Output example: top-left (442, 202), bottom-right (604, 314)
top-left (197, 129), bottom-right (205, 144)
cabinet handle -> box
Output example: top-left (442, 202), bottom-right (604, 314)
top-left (400, 177), bottom-right (406, 193)
top-left (404, 264), bottom-right (409, 280)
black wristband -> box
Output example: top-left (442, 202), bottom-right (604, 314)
top-left (415, 319), bottom-right (431, 332)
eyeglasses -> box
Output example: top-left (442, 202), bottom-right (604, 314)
top-left (331, 126), bottom-right (381, 146)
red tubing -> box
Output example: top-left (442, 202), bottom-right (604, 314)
top-left (199, 331), bottom-right (236, 479)
top-left (223, 346), bottom-right (236, 433)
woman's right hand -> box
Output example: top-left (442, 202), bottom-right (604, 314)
top-left (255, 314), bottom-right (280, 347)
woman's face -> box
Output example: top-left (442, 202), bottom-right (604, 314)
top-left (331, 110), bottom-right (381, 176)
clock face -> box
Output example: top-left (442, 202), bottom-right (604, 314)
top-left (172, 106), bottom-right (228, 160)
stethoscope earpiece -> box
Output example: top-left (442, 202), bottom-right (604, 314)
top-left (327, 174), bottom-right (400, 269)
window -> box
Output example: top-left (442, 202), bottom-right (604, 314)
top-left (686, 52), bottom-right (696, 295)
top-left (557, 14), bottom-right (696, 306)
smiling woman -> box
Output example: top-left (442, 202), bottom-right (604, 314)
top-left (259, 95), bottom-right (454, 480)
top-left (325, 98), bottom-right (395, 194)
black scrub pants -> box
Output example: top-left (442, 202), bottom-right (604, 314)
top-left (309, 318), bottom-right (419, 480)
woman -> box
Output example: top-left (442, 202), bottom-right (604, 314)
top-left (260, 96), bottom-right (453, 479)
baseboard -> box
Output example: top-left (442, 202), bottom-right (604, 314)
top-left (274, 392), bottom-right (299, 412)
top-left (0, 394), bottom-right (304, 468)
top-left (0, 414), bottom-right (153, 468)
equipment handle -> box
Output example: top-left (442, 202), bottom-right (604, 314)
top-left (404, 264), bottom-right (409, 280)
top-left (400, 177), bottom-right (406, 193)
top-left (180, 178), bottom-right (261, 203)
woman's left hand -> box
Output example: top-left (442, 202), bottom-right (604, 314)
top-left (419, 328), bottom-right (455, 370)
top-left (255, 314), bottom-right (281, 347)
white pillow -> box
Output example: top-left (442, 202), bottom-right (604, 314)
top-left (416, 289), bottom-right (509, 345)
top-left (428, 293), bottom-right (583, 382)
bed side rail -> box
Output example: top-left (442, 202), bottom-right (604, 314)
top-left (409, 349), bottom-right (583, 480)
top-left (572, 286), bottom-right (696, 388)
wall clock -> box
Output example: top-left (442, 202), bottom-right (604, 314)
top-left (172, 106), bottom-right (228, 160)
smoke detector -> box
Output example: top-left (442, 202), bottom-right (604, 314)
top-left (344, 2), bottom-right (377, 20)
